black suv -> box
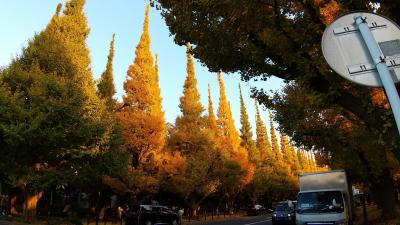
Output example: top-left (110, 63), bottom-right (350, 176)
top-left (272, 201), bottom-right (296, 225)
top-left (125, 205), bottom-right (180, 225)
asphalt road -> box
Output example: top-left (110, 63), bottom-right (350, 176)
top-left (0, 215), bottom-right (274, 225)
top-left (185, 215), bottom-right (272, 225)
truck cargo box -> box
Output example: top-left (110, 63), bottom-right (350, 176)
top-left (299, 170), bottom-right (348, 192)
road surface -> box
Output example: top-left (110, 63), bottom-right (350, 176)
top-left (185, 215), bottom-right (272, 225)
top-left (0, 215), bottom-right (274, 225)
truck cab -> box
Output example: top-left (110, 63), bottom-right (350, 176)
top-left (296, 189), bottom-right (348, 225)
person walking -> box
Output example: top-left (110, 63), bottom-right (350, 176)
top-left (178, 208), bottom-right (184, 224)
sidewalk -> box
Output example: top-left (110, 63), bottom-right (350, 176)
top-left (0, 216), bottom-right (86, 225)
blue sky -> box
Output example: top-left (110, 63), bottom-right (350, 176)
top-left (0, 0), bottom-right (284, 137)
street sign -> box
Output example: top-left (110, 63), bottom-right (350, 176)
top-left (322, 12), bottom-right (400, 87)
top-left (322, 11), bottom-right (400, 136)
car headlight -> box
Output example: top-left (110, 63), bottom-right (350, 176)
top-left (288, 213), bottom-right (291, 217)
top-left (273, 213), bottom-right (276, 217)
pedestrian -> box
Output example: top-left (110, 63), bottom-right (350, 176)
top-left (178, 208), bottom-right (184, 224)
top-left (117, 206), bottom-right (124, 220)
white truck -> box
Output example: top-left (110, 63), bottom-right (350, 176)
top-left (296, 170), bottom-right (354, 225)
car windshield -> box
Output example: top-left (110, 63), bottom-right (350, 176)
top-left (128, 205), bottom-right (151, 213)
top-left (276, 203), bottom-right (293, 212)
top-left (297, 191), bottom-right (344, 214)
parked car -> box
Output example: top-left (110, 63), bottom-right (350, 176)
top-left (125, 205), bottom-right (180, 225)
top-left (246, 204), bottom-right (266, 216)
top-left (272, 200), bottom-right (296, 225)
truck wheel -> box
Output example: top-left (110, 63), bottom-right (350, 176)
top-left (171, 219), bottom-right (178, 225)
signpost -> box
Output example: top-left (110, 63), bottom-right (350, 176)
top-left (322, 12), bottom-right (400, 136)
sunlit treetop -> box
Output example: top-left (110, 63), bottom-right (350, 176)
top-left (118, 4), bottom-right (165, 166)
top-left (207, 84), bottom-right (218, 131)
top-left (97, 33), bottom-right (116, 109)
top-left (217, 72), bottom-right (241, 152)
top-left (123, 4), bottom-right (163, 115)
top-left (238, 83), bottom-right (255, 150)
top-left (254, 100), bottom-right (273, 163)
top-left (279, 129), bottom-right (292, 164)
top-left (178, 43), bottom-right (204, 120)
top-left (269, 111), bottom-right (283, 162)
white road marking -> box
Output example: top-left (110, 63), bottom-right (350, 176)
top-left (244, 218), bottom-right (272, 225)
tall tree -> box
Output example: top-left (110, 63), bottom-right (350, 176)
top-left (249, 101), bottom-right (296, 206)
top-left (307, 151), bottom-right (317, 172)
top-left (97, 33), bottom-right (116, 109)
top-left (310, 153), bottom-right (318, 172)
top-left (280, 129), bottom-right (294, 176)
top-left (289, 143), bottom-right (301, 175)
top-left (255, 101), bottom-right (273, 165)
top-left (176, 43), bottom-right (204, 127)
top-left (269, 111), bottom-right (282, 162)
top-left (298, 149), bottom-right (308, 172)
top-left (163, 43), bottom-right (220, 216)
top-left (170, 43), bottom-right (208, 155)
top-left (216, 72), bottom-right (254, 213)
top-left (216, 73), bottom-right (254, 181)
top-left (117, 5), bottom-right (166, 166)
top-left (269, 112), bottom-right (293, 197)
top-left (245, 101), bottom-right (269, 205)
top-left (279, 129), bottom-right (292, 166)
top-left (217, 72), bottom-right (241, 155)
top-left (238, 83), bottom-right (256, 159)
top-left (0, 0), bottom-right (123, 220)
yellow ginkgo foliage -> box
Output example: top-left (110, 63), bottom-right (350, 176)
top-left (117, 5), bottom-right (166, 166)
top-left (216, 72), bottom-right (254, 195)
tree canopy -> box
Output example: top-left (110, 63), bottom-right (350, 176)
top-left (152, 0), bottom-right (400, 145)
top-left (0, 0), bottom-right (125, 220)
top-left (117, 5), bottom-right (166, 167)
top-left (152, 0), bottom-right (400, 218)
top-left (1, 0), bottom-right (374, 221)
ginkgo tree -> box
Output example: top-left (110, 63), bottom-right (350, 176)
top-left (216, 72), bottom-right (254, 214)
top-left (0, 0), bottom-right (124, 220)
top-left (117, 5), bottom-right (166, 168)
top-left (160, 43), bottom-right (221, 216)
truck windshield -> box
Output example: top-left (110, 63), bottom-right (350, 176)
top-left (297, 191), bottom-right (344, 214)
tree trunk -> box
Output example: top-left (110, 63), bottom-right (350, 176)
top-left (370, 168), bottom-right (395, 220)
top-left (22, 191), bottom-right (43, 222)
